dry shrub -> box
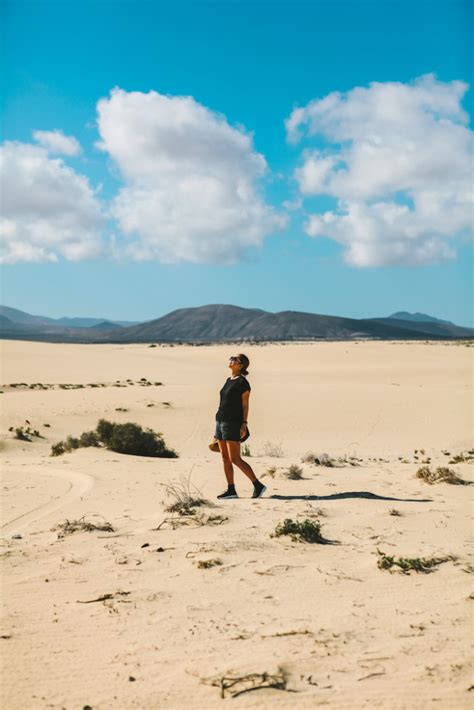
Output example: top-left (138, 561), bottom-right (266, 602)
top-left (52, 514), bottom-right (114, 539)
top-left (284, 464), bottom-right (303, 480)
top-left (163, 474), bottom-right (211, 516)
top-left (415, 465), bottom-right (470, 485)
top-left (204, 667), bottom-right (288, 699)
top-left (196, 558), bottom-right (222, 569)
top-left (260, 440), bottom-right (285, 457)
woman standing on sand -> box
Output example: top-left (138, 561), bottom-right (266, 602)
top-left (214, 354), bottom-right (266, 500)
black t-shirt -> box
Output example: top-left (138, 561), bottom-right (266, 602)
top-left (215, 375), bottom-right (251, 423)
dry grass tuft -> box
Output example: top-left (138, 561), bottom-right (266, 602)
top-left (284, 464), bottom-right (304, 480)
top-left (52, 514), bottom-right (114, 539)
top-left (260, 440), bottom-right (285, 457)
top-left (203, 667), bottom-right (289, 699)
top-left (162, 473), bottom-right (211, 516)
top-left (196, 558), bottom-right (223, 569)
top-left (415, 465), bottom-right (471, 485)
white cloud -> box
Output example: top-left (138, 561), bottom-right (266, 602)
top-left (286, 73), bottom-right (473, 267)
top-left (96, 88), bottom-right (287, 263)
top-left (0, 141), bottom-right (104, 264)
top-left (33, 129), bottom-right (82, 156)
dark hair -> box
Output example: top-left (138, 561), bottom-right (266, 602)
top-left (238, 353), bottom-right (250, 376)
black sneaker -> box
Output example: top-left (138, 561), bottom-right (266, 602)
top-left (252, 481), bottom-right (267, 499)
top-left (217, 488), bottom-right (239, 500)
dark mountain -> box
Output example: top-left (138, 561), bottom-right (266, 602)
top-left (88, 320), bottom-right (125, 331)
top-left (0, 306), bottom-right (138, 329)
top-left (368, 316), bottom-right (473, 339)
top-left (56, 317), bottom-right (136, 327)
top-left (0, 306), bottom-right (57, 327)
top-left (388, 311), bottom-right (456, 326)
top-left (1, 303), bottom-right (472, 343)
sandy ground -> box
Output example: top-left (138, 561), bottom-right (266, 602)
top-left (0, 339), bottom-right (473, 709)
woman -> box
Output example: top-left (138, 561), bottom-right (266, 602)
top-left (214, 353), bottom-right (266, 499)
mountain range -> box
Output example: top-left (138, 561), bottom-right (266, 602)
top-left (0, 304), bottom-right (472, 343)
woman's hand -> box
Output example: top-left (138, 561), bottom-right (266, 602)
top-left (239, 423), bottom-right (247, 438)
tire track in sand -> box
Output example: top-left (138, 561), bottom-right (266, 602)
top-left (0, 466), bottom-right (95, 537)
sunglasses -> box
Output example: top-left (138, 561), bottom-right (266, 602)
top-left (229, 356), bottom-right (241, 363)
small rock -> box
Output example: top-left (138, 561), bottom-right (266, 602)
top-left (141, 543), bottom-right (150, 548)
top-left (11, 534), bottom-right (22, 540)
top-left (128, 676), bottom-right (136, 682)
top-left (156, 547), bottom-right (165, 552)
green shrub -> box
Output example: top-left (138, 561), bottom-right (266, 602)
top-left (65, 435), bottom-right (81, 451)
top-left (79, 430), bottom-right (100, 447)
top-left (96, 418), bottom-right (114, 444)
top-left (51, 418), bottom-right (178, 458)
top-left (376, 548), bottom-right (456, 574)
top-left (99, 420), bottom-right (178, 457)
top-left (51, 442), bottom-right (65, 456)
top-left (271, 518), bottom-right (327, 544)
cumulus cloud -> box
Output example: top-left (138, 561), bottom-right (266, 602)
top-left (286, 73), bottom-right (473, 267)
top-left (96, 88), bottom-right (287, 263)
top-left (0, 141), bottom-right (104, 263)
top-left (33, 129), bottom-right (82, 156)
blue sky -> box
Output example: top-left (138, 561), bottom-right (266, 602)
top-left (1, 0), bottom-right (472, 326)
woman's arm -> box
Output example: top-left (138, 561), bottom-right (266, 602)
top-left (241, 390), bottom-right (250, 424)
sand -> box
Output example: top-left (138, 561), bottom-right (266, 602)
top-left (0, 339), bottom-right (473, 709)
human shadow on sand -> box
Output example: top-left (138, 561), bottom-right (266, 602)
top-left (270, 491), bottom-right (432, 503)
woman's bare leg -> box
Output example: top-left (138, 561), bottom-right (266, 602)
top-left (226, 440), bottom-right (258, 483)
top-left (217, 439), bottom-right (235, 485)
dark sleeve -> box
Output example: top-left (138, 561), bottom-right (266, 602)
top-left (241, 378), bottom-right (251, 393)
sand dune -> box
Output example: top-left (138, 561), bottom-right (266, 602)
top-left (1, 340), bottom-right (473, 709)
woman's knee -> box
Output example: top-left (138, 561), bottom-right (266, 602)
top-left (218, 441), bottom-right (230, 460)
top-left (229, 452), bottom-right (242, 465)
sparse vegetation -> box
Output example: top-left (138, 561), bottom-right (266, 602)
top-left (52, 515), bottom-right (114, 539)
top-left (271, 517), bottom-right (329, 544)
top-left (449, 450), bottom-right (474, 464)
top-left (415, 465), bottom-right (471, 485)
top-left (163, 474), bottom-right (210, 516)
top-left (262, 465), bottom-right (277, 478)
top-left (204, 668), bottom-right (288, 699)
top-left (51, 442), bottom-right (65, 456)
top-left (154, 512), bottom-right (228, 530)
top-left (50, 418), bottom-right (178, 458)
top-left (196, 558), bottom-right (222, 569)
top-left (241, 443), bottom-right (251, 456)
top-left (285, 464), bottom-right (304, 479)
top-left (260, 440), bottom-right (285, 457)
top-left (96, 419), bottom-right (178, 457)
top-left (310, 452), bottom-right (361, 467)
top-left (389, 508), bottom-right (403, 516)
top-left (11, 424), bottom-right (44, 441)
top-left (376, 548), bottom-right (456, 574)
top-left (2, 379), bottom-right (164, 391)
top-left (79, 430), bottom-right (101, 447)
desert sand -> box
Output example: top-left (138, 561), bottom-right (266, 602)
top-left (0, 339), bottom-right (473, 709)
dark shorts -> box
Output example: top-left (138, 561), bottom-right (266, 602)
top-left (214, 419), bottom-right (242, 442)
